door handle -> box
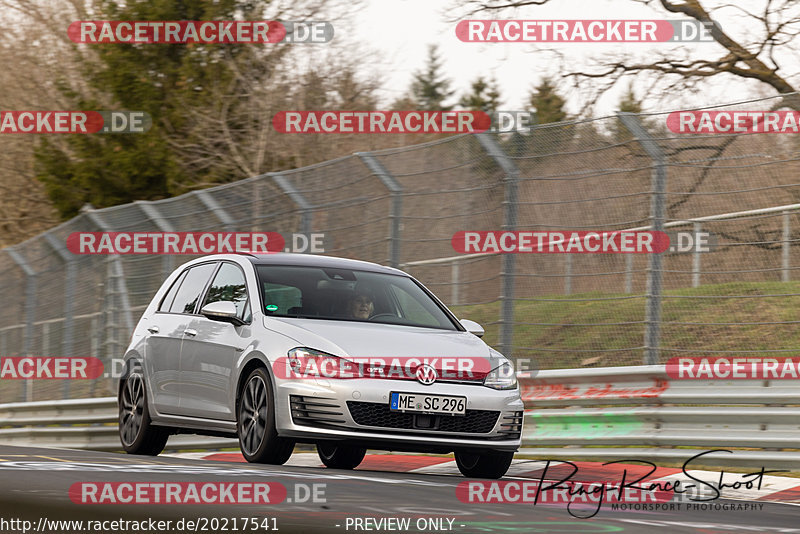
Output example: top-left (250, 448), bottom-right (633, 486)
top-left (147, 326), bottom-right (159, 334)
top-left (184, 329), bottom-right (198, 337)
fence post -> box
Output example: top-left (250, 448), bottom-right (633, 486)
top-left (193, 191), bottom-right (236, 232)
top-left (451, 260), bottom-right (461, 306)
top-left (625, 255), bottom-right (633, 293)
top-left (44, 233), bottom-right (76, 399)
top-left (82, 207), bottom-right (135, 368)
top-left (475, 133), bottom-right (519, 359)
top-left (783, 211), bottom-right (791, 282)
top-left (253, 177), bottom-right (262, 231)
top-left (356, 152), bottom-right (403, 268)
top-left (692, 222), bottom-right (702, 287)
top-left (271, 173), bottom-right (313, 236)
top-left (42, 321), bottom-right (50, 369)
top-left (90, 316), bottom-right (99, 396)
top-left (564, 254), bottom-right (573, 295)
top-left (7, 248), bottom-right (36, 401)
top-left (618, 113), bottom-right (666, 366)
top-left (135, 200), bottom-right (176, 279)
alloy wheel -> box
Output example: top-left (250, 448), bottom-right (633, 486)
top-left (240, 375), bottom-right (268, 456)
top-left (120, 374), bottom-right (144, 446)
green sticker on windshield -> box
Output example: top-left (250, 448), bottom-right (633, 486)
top-left (266, 304), bottom-right (278, 312)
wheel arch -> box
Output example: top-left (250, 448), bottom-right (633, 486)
top-left (235, 354), bottom-right (274, 418)
top-left (118, 352), bottom-right (145, 399)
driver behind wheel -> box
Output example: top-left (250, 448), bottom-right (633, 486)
top-left (347, 288), bottom-right (375, 320)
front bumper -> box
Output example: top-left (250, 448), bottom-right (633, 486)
top-left (274, 377), bottom-right (524, 452)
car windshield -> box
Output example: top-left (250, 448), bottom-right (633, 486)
top-left (255, 265), bottom-right (459, 331)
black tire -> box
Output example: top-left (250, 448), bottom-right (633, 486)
top-left (454, 450), bottom-right (514, 479)
top-left (238, 367), bottom-right (295, 464)
top-left (119, 372), bottom-right (169, 455)
top-left (316, 442), bottom-right (366, 470)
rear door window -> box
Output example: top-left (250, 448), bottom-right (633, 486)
top-left (168, 263), bottom-right (217, 315)
top-left (158, 270), bottom-right (188, 312)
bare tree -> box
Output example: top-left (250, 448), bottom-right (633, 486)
top-left (0, 0), bottom-right (391, 239)
top-left (454, 0), bottom-right (800, 111)
top-left (0, 0), bottom-right (99, 245)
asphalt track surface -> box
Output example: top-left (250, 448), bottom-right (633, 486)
top-left (0, 445), bottom-right (798, 534)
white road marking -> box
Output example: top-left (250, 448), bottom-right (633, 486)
top-left (0, 461), bottom-right (446, 487)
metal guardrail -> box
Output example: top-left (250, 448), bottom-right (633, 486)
top-left (519, 365), bottom-right (800, 469)
top-left (3, 366), bottom-right (800, 469)
top-left (0, 397), bottom-right (238, 451)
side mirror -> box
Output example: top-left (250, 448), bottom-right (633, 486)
top-left (460, 319), bottom-right (484, 338)
top-left (201, 301), bottom-right (244, 326)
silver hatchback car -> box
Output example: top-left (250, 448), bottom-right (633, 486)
top-left (119, 253), bottom-right (523, 478)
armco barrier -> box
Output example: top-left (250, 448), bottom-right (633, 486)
top-left (4, 366), bottom-right (800, 469)
top-left (0, 397), bottom-right (238, 451)
top-left (519, 365), bottom-right (800, 469)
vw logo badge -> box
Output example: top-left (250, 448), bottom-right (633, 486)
top-left (416, 364), bottom-right (437, 385)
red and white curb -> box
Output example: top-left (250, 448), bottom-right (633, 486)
top-left (164, 452), bottom-right (800, 503)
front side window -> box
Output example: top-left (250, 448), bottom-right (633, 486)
top-left (158, 270), bottom-right (188, 312)
top-left (255, 265), bottom-right (458, 331)
top-left (202, 262), bottom-right (250, 322)
top-left (168, 263), bottom-right (217, 315)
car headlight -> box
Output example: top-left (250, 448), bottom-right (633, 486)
top-left (483, 360), bottom-right (518, 390)
top-left (286, 347), bottom-right (359, 378)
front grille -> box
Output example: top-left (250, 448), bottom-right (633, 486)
top-left (440, 410), bottom-right (501, 433)
top-left (347, 401), bottom-right (499, 434)
top-left (290, 395), bottom-right (346, 427)
top-left (348, 401), bottom-right (414, 429)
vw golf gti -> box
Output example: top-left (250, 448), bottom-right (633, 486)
top-left (118, 253), bottom-right (523, 478)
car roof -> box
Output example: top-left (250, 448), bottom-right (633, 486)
top-left (220, 253), bottom-right (408, 276)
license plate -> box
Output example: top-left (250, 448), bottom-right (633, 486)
top-left (390, 392), bottom-right (466, 415)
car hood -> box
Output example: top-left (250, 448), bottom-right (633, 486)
top-left (263, 316), bottom-right (501, 378)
